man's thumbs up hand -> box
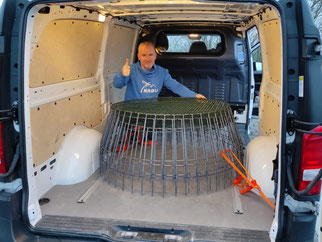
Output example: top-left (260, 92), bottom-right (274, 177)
top-left (122, 58), bottom-right (131, 77)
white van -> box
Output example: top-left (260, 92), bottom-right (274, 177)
top-left (0, 0), bottom-right (321, 241)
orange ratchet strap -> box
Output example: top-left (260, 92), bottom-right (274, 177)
top-left (219, 149), bottom-right (275, 210)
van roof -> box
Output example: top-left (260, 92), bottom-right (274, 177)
top-left (76, 0), bottom-right (271, 25)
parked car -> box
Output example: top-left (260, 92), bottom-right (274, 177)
top-left (0, 0), bottom-right (321, 241)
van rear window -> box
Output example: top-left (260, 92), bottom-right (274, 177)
top-left (156, 33), bottom-right (223, 55)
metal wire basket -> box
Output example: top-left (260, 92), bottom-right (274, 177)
top-left (100, 97), bottom-right (243, 196)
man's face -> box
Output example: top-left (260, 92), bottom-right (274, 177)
top-left (137, 43), bottom-right (157, 71)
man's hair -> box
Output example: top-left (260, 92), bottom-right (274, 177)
top-left (138, 41), bottom-right (155, 53)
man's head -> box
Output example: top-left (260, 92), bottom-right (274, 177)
top-left (137, 41), bottom-right (156, 71)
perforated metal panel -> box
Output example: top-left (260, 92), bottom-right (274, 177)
top-left (100, 98), bottom-right (243, 196)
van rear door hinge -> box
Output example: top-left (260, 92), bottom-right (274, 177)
top-left (0, 102), bottom-right (18, 122)
top-left (0, 178), bottom-right (22, 193)
top-left (285, 195), bottom-right (319, 215)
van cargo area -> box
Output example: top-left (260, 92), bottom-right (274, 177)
top-left (36, 171), bottom-right (273, 239)
top-left (23, 1), bottom-right (283, 240)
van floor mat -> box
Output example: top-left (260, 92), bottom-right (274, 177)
top-left (39, 172), bottom-right (274, 231)
top-left (36, 215), bottom-right (270, 241)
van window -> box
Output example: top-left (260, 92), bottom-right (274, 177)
top-left (248, 26), bottom-right (262, 68)
top-left (158, 33), bottom-right (223, 55)
top-left (247, 26), bottom-right (262, 116)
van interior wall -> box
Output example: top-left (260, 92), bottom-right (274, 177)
top-left (24, 4), bottom-right (107, 225)
top-left (242, 6), bottom-right (281, 200)
top-left (255, 7), bottom-right (282, 142)
top-left (104, 20), bottom-right (139, 103)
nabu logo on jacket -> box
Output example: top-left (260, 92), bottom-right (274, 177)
top-left (140, 80), bottom-right (159, 94)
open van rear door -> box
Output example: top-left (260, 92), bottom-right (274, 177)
top-left (0, 0), bottom-right (21, 172)
top-left (276, 0), bottom-right (322, 241)
top-left (0, 0), bottom-right (34, 240)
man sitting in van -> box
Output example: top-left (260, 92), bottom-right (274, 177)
top-left (113, 41), bottom-right (206, 100)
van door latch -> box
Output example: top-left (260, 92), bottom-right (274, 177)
top-left (0, 103), bottom-right (18, 122)
top-left (286, 110), bottom-right (296, 135)
top-left (108, 225), bottom-right (192, 241)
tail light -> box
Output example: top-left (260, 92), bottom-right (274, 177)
top-left (0, 122), bottom-right (6, 174)
top-left (298, 126), bottom-right (322, 195)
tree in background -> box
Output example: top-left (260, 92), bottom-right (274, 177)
top-left (308, 0), bottom-right (322, 38)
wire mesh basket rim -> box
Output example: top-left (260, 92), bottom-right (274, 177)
top-left (111, 97), bottom-right (231, 116)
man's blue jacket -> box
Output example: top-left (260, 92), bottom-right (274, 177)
top-left (113, 62), bottom-right (196, 100)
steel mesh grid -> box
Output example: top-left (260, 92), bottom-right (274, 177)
top-left (100, 98), bottom-right (243, 196)
top-left (111, 97), bottom-right (230, 115)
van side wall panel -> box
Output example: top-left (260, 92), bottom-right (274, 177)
top-left (28, 18), bottom-right (104, 166)
top-left (29, 20), bottom-right (103, 87)
top-left (257, 15), bottom-right (282, 141)
top-left (30, 89), bottom-right (101, 166)
top-left (104, 23), bottom-right (138, 103)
